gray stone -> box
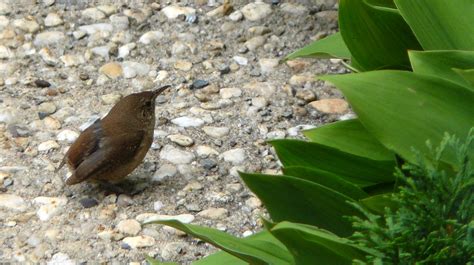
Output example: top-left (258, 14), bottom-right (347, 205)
top-left (152, 164), bottom-right (177, 182)
top-left (171, 116), bottom-right (205, 127)
top-left (0, 194), bottom-right (28, 212)
top-left (245, 36), bottom-right (266, 51)
top-left (241, 2), bottom-right (272, 21)
top-left (117, 219), bottom-right (141, 236)
top-left (82, 7), bottom-right (106, 21)
top-left (197, 207), bottom-right (228, 219)
top-left (220, 148), bottom-right (246, 165)
top-left (233, 56), bottom-right (248, 66)
top-left (122, 236), bottom-right (155, 249)
top-left (202, 126), bottom-right (230, 138)
top-left (162, 5), bottom-right (196, 19)
top-left (138, 31), bottom-right (164, 45)
top-left (44, 13), bottom-right (63, 27)
top-left (34, 31), bottom-right (65, 46)
top-left (167, 134), bottom-right (194, 147)
top-left (160, 145), bottom-right (195, 164)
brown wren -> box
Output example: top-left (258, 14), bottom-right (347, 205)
top-left (57, 85), bottom-right (170, 186)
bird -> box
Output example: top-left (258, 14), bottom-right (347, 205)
top-left (57, 85), bottom-right (170, 188)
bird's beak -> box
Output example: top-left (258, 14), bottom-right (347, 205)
top-left (153, 85), bottom-right (171, 99)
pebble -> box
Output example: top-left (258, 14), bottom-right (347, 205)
top-left (243, 230), bottom-right (254, 237)
top-left (259, 58), bottom-right (279, 74)
top-left (162, 242), bottom-right (187, 260)
top-left (118, 43), bottom-right (136, 58)
top-left (174, 60), bottom-right (193, 71)
top-left (241, 2), bottom-right (272, 21)
top-left (286, 59), bottom-right (310, 73)
top-left (13, 18), bottom-right (40, 33)
top-left (78, 23), bottom-right (113, 35)
top-left (183, 181), bottom-right (203, 191)
top-left (82, 7), bottom-right (106, 21)
top-left (98, 229), bottom-right (124, 241)
top-left (39, 47), bottom-right (59, 66)
top-left (155, 70), bottom-right (169, 82)
top-left (228, 10), bottom-right (243, 21)
top-left (153, 200), bottom-right (164, 211)
top-left (122, 61), bottom-right (150, 78)
top-left (266, 130), bottom-right (286, 139)
top-left (245, 36), bottom-right (266, 51)
top-left (196, 145), bottom-right (219, 157)
top-left (191, 79), bottom-right (209, 90)
top-left (33, 196), bottom-right (67, 221)
top-left (79, 198), bottom-right (98, 208)
top-left (159, 145), bottom-right (195, 164)
top-left (72, 30), bottom-right (86, 40)
top-left (47, 252), bottom-right (75, 265)
top-left (34, 79), bottom-right (51, 88)
top-left (44, 13), bottom-right (63, 27)
top-left (309, 99), bottom-right (349, 114)
top-left (99, 62), bottom-right (123, 79)
top-left (197, 207), bottom-right (228, 219)
top-left (34, 31), bottom-right (65, 46)
top-left (138, 31), bottom-right (164, 45)
top-left (38, 140), bottom-right (60, 152)
top-left (167, 134), bottom-right (194, 147)
top-left (97, 5), bottom-right (117, 16)
top-left (295, 89), bottom-right (316, 102)
top-left (43, 116), bottom-right (61, 130)
top-left (117, 219), bottom-right (142, 236)
top-left (0, 2), bottom-right (11, 15)
top-left (281, 3), bottom-right (309, 15)
top-left (289, 74), bottom-right (315, 87)
top-left (245, 197), bottom-right (262, 209)
top-left (202, 126), bottom-right (230, 138)
top-left (252, 97), bottom-right (268, 109)
top-left (152, 164), bottom-right (177, 182)
top-left (243, 82), bottom-right (276, 99)
top-left (109, 14), bottom-right (129, 30)
top-left (39, 102), bottom-right (57, 115)
top-left (136, 213), bottom-right (195, 224)
top-left (0, 194), bottom-right (28, 212)
top-left (219, 87), bottom-right (242, 99)
top-left (60, 54), bottom-right (85, 67)
top-left (0, 45), bottom-right (13, 59)
top-left (232, 56), bottom-right (248, 66)
top-left (91, 46), bottom-right (111, 59)
top-left (162, 5), bottom-right (196, 19)
top-left (122, 235), bottom-right (155, 249)
top-left (171, 116), bottom-right (205, 127)
top-left (220, 148), bottom-right (246, 165)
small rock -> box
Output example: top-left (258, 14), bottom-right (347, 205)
top-left (39, 47), bottom-right (59, 66)
top-left (0, 45), bottom-right (13, 59)
top-left (206, 2), bottom-right (233, 17)
top-left (60, 54), bottom-right (85, 67)
top-left (171, 41), bottom-right (189, 56)
top-left (78, 23), bottom-right (113, 35)
top-left (196, 145), bottom-right (219, 157)
top-left (197, 207), bottom-right (228, 219)
top-left (171, 116), bottom-right (205, 127)
top-left (154, 70), bottom-right (169, 82)
top-left (246, 197), bottom-right (262, 209)
top-left (202, 126), bottom-right (230, 138)
top-left (259, 58), bottom-right (279, 74)
top-left (79, 198), bottom-right (98, 208)
top-left (241, 2), bottom-right (272, 21)
top-left (161, 242), bottom-right (187, 260)
top-left (138, 31), bottom-right (164, 45)
top-left (99, 62), bottom-right (123, 79)
top-left (117, 219), bottom-right (141, 236)
top-left (220, 87), bottom-right (242, 99)
top-left (174, 60), bottom-right (193, 71)
top-left (13, 18), bottom-right (39, 33)
top-left (33, 196), bottom-right (67, 221)
top-left (47, 252), bottom-right (75, 265)
top-left (0, 194), bottom-right (28, 212)
top-left (82, 7), bottom-right (106, 21)
top-left (97, 229), bottom-right (124, 241)
top-left (153, 200), bottom-right (164, 211)
top-left (289, 74), bottom-right (315, 87)
top-left (252, 97), bottom-right (268, 109)
top-left (0, 3), bottom-right (12, 15)
top-left (182, 181), bottom-right (203, 191)
top-left (38, 102), bottom-right (57, 115)
top-left (160, 145), bottom-right (195, 164)
top-left (233, 56), bottom-right (248, 66)
top-left (243, 230), bottom-right (253, 237)
top-left (34, 31), bottom-right (65, 46)
top-left (44, 13), bottom-right (63, 27)
top-left (56, 129), bottom-right (79, 143)
top-left (34, 79), bottom-right (51, 88)
top-left (152, 164), bottom-right (177, 182)
top-left (228, 10), bottom-right (243, 21)
top-left (97, 5), bottom-right (117, 16)
top-left (118, 43), bottom-right (136, 59)
top-left (309, 99), bottom-right (349, 114)
top-left (109, 14), bottom-right (129, 30)
top-left (243, 82), bottom-right (276, 99)
top-left (167, 134), bottom-right (194, 147)
top-left (38, 140), bottom-right (60, 152)
top-left (136, 213), bottom-right (195, 224)
top-left (286, 59), bottom-right (310, 73)
top-left (91, 46), bottom-right (111, 59)
top-left (122, 236), bottom-right (155, 249)
top-left (43, 116), bottom-right (61, 130)
top-left (162, 5), bottom-right (196, 19)
top-left (266, 130), bottom-right (286, 140)
top-left (191, 79), bottom-right (209, 90)
top-left (122, 61), bottom-right (150, 79)
top-left (296, 90), bottom-right (316, 102)
top-left (245, 36), bottom-right (266, 51)
top-left (220, 148), bottom-right (246, 165)
top-left (72, 30), bottom-right (86, 40)
top-left (281, 3), bottom-right (309, 15)
top-left (101, 93), bottom-right (122, 105)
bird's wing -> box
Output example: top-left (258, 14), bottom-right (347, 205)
top-left (65, 130), bottom-right (146, 185)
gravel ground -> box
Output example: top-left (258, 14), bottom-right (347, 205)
top-left (0, 0), bottom-right (350, 263)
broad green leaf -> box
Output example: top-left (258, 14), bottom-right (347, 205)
top-left (147, 220), bottom-right (293, 265)
top-left (365, 0), bottom-right (396, 9)
top-left (270, 222), bottom-right (377, 264)
top-left (284, 32), bottom-right (351, 61)
top-left (409, 50), bottom-right (474, 89)
top-left (282, 166), bottom-right (369, 200)
top-left (240, 172), bottom-right (362, 237)
top-left (193, 251), bottom-right (247, 265)
top-left (303, 119), bottom-right (395, 161)
top-left (453, 68), bottom-right (474, 90)
top-left (339, 0), bottom-right (421, 71)
top-left (321, 71), bottom-right (474, 168)
top-left (270, 139), bottom-right (396, 186)
top-left (395, 0), bottom-right (474, 50)
top-left (359, 193), bottom-right (397, 214)
top-left (146, 257), bottom-right (179, 265)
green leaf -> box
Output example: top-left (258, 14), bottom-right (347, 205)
top-left (303, 119), bottom-right (395, 161)
top-left (284, 32), bottom-right (351, 61)
top-left (146, 256), bottom-right (180, 265)
top-left (321, 71), bottom-right (474, 168)
top-left (146, 220), bottom-right (293, 265)
top-left (193, 251), bottom-right (248, 265)
top-left (339, 0), bottom-right (421, 71)
top-left (359, 193), bottom-right (397, 214)
top-left (270, 139), bottom-right (396, 186)
top-left (240, 172), bottom-right (362, 237)
top-left (453, 68), bottom-right (474, 90)
top-left (282, 166), bottom-right (369, 200)
top-left (270, 222), bottom-right (377, 264)
top-left (409, 50), bottom-right (474, 89)
top-left (395, 0), bottom-right (474, 50)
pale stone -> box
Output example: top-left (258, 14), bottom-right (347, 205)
top-left (99, 62), bottom-right (123, 79)
top-left (220, 148), bottom-right (246, 165)
top-left (309, 99), bottom-right (349, 114)
top-left (122, 236), bottom-right (155, 249)
top-left (197, 207), bottom-right (228, 219)
top-left (241, 2), bottom-right (272, 21)
top-left (0, 194), bottom-right (28, 212)
top-left (162, 5), bottom-right (196, 19)
top-left (160, 145), bottom-right (195, 164)
top-left (117, 219), bottom-right (141, 236)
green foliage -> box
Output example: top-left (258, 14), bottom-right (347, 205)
top-left (351, 132), bottom-right (474, 264)
top-left (145, 0), bottom-right (474, 264)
